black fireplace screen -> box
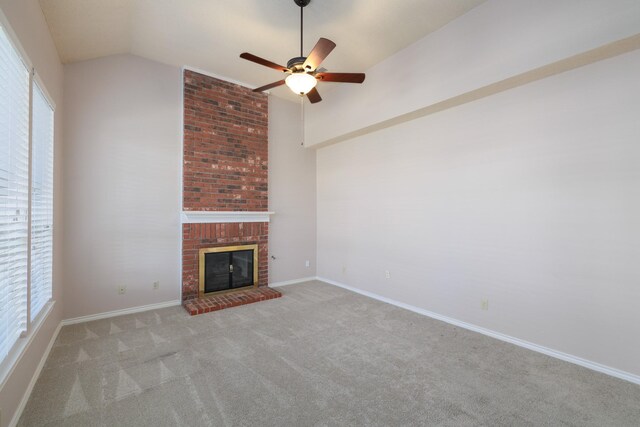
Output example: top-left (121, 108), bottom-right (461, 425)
top-left (203, 249), bottom-right (255, 293)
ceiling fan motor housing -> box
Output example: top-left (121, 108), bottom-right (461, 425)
top-left (287, 56), bottom-right (307, 71)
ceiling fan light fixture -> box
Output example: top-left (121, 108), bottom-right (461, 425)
top-left (285, 72), bottom-right (317, 95)
top-left (240, 0), bottom-right (364, 104)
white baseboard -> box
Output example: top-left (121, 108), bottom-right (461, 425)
top-left (9, 321), bottom-right (62, 427)
top-left (61, 300), bottom-right (182, 326)
top-left (317, 277), bottom-right (640, 386)
top-left (270, 277), bottom-right (317, 288)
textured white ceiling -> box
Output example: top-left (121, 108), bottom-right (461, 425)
top-left (39, 0), bottom-right (485, 99)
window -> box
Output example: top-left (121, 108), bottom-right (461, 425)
top-left (0, 21), bottom-right (54, 365)
top-left (30, 83), bottom-right (54, 321)
top-left (0, 24), bottom-right (30, 364)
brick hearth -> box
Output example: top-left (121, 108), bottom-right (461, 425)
top-left (183, 287), bottom-right (282, 316)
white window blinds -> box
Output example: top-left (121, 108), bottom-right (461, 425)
top-left (0, 25), bottom-right (30, 362)
top-left (30, 83), bottom-right (54, 321)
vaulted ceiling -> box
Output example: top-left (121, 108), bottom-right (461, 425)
top-left (39, 0), bottom-right (485, 99)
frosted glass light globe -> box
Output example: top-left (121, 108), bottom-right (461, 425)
top-left (285, 72), bottom-right (317, 95)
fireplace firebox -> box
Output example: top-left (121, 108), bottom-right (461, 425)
top-left (199, 244), bottom-right (258, 296)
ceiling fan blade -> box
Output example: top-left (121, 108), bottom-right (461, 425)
top-left (302, 38), bottom-right (336, 71)
top-left (306, 87), bottom-right (322, 104)
top-left (240, 53), bottom-right (288, 72)
top-left (253, 80), bottom-right (286, 92)
top-left (315, 72), bottom-right (366, 83)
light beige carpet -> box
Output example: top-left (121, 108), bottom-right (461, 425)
top-left (18, 281), bottom-right (640, 426)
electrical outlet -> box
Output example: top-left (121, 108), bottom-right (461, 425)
top-left (342, 266), bottom-right (346, 274)
top-left (118, 285), bottom-right (126, 295)
top-left (305, 260), bottom-right (310, 268)
top-left (481, 299), bottom-right (489, 311)
top-left (153, 281), bottom-right (160, 290)
top-left (385, 270), bottom-right (391, 279)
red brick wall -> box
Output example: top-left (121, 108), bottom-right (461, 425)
top-left (182, 70), bottom-right (270, 301)
top-left (182, 222), bottom-right (269, 301)
top-left (183, 70), bottom-right (268, 211)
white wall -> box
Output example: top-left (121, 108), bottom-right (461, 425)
top-left (317, 48), bottom-right (640, 377)
top-left (268, 97), bottom-right (317, 283)
top-left (305, 0), bottom-right (640, 147)
top-left (63, 54), bottom-right (182, 319)
top-left (0, 1), bottom-right (64, 426)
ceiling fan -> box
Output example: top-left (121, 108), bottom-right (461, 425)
top-left (240, 0), bottom-right (365, 104)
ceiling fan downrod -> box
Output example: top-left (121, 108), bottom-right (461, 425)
top-left (295, 0), bottom-right (311, 60)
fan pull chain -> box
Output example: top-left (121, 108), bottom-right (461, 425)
top-left (300, 95), bottom-right (305, 146)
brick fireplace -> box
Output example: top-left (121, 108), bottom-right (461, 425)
top-left (181, 69), bottom-right (281, 314)
top-left (182, 222), bottom-right (268, 300)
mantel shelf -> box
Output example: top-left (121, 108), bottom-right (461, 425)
top-left (180, 211), bottom-right (275, 224)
